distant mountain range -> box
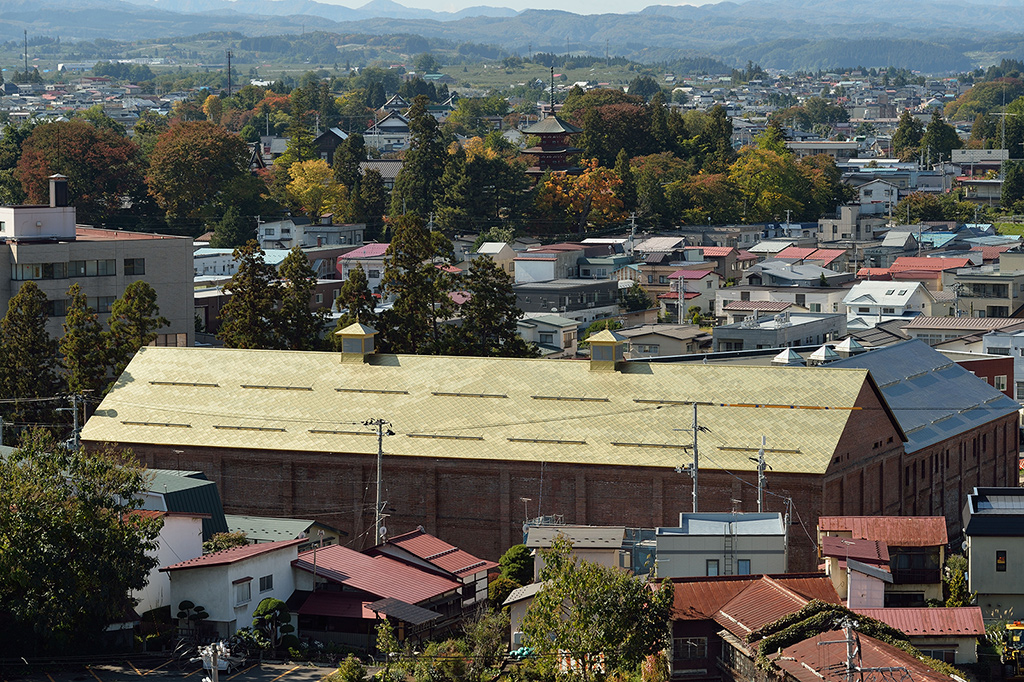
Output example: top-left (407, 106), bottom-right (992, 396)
top-left (3, 0), bottom-right (1024, 72)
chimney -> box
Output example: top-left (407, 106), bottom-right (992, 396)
top-left (49, 174), bottom-right (68, 208)
top-left (335, 321), bottom-right (377, 363)
top-left (588, 328), bottom-right (626, 372)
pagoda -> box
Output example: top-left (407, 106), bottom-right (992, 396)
top-left (521, 114), bottom-right (583, 178)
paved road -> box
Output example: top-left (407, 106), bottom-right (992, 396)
top-left (3, 660), bottom-right (336, 682)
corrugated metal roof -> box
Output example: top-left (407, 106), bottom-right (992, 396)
top-left (635, 237), bottom-right (685, 253)
top-left (828, 339), bottom-right (1020, 454)
top-left (340, 243), bottom-right (389, 259)
top-left (668, 269), bottom-right (717, 280)
top-left (160, 538), bottom-right (302, 572)
top-left (685, 246), bottom-right (735, 257)
top-left (147, 470), bottom-right (228, 540)
top-left (891, 257), bottom-right (971, 272)
top-left (820, 536), bottom-right (889, 564)
top-left (292, 545), bottom-right (461, 604)
top-left (723, 300), bottom-right (793, 312)
top-left (902, 316), bottom-right (1022, 330)
top-left (854, 607), bottom-right (985, 636)
top-left (818, 516), bottom-right (948, 547)
top-left (669, 574), bottom-right (838, 621)
top-left (774, 631), bottom-right (950, 682)
top-left (504, 581), bottom-right (545, 606)
top-left (82, 347), bottom-right (891, 476)
top-left (225, 514), bottom-right (314, 543)
top-left (387, 528), bottom-right (498, 576)
top-left (296, 592), bottom-right (375, 619)
top-left (714, 577), bottom-right (816, 639)
top-left (368, 597), bottom-right (442, 625)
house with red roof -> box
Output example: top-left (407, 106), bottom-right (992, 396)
top-left (818, 517), bottom-right (947, 607)
top-left (853, 607), bottom-right (985, 663)
top-left (291, 544), bottom-right (464, 647)
top-left (370, 527), bottom-right (498, 608)
top-left (776, 246), bottom-right (850, 273)
top-left (661, 270), bottom-right (722, 320)
top-left (160, 538), bottom-right (304, 639)
top-left (337, 243), bottom-right (389, 294)
top-left (682, 246), bottom-right (741, 281)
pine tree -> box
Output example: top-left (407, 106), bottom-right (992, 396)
top-left (331, 263), bottom-right (377, 349)
top-left (360, 168), bottom-right (389, 241)
top-left (637, 166), bottom-right (667, 227)
top-left (390, 95), bottom-right (446, 219)
top-left (106, 281), bottom-right (169, 380)
top-left (209, 206), bottom-right (252, 249)
top-left (217, 241), bottom-right (282, 349)
top-left (919, 109), bottom-right (962, 165)
top-left (892, 110), bottom-right (924, 161)
top-left (613, 148), bottom-right (637, 213)
top-left (455, 255), bottom-right (536, 358)
top-left (332, 133), bottom-right (366, 189)
top-left (378, 214), bottom-right (453, 354)
top-left (277, 246), bottom-right (328, 350)
top-left (0, 281), bottom-right (59, 435)
top-left (435, 145), bottom-right (472, 231)
top-left (59, 284), bottom-right (108, 396)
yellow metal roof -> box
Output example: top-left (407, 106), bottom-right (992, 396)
top-left (82, 347), bottom-right (885, 475)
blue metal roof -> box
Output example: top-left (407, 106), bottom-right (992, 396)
top-left (829, 340), bottom-right (1019, 454)
top-left (148, 469), bottom-right (228, 540)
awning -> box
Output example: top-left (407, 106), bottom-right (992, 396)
top-left (368, 597), bottom-right (442, 626)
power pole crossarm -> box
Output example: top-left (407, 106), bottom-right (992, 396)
top-left (363, 418), bottom-right (393, 545)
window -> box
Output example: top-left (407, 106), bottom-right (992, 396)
top-left (12, 262), bottom-right (68, 280)
top-left (997, 550), bottom-right (1007, 572)
top-left (259, 574), bottom-right (274, 592)
top-left (315, 293), bottom-right (323, 304)
top-left (264, 227), bottom-right (275, 235)
top-left (996, 375), bottom-right (1008, 391)
top-left (706, 559), bottom-right (719, 576)
top-left (368, 270), bottom-right (380, 279)
top-left (88, 296), bottom-right (116, 313)
top-left (69, 259), bottom-right (116, 277)
top-left (235, 580), bottom-right (251, 605)
top-left (918, 648), bottom-right (956, 664)
top-left (124, 258), bottom-right (146, 276)
top-left (659, 276), bottom-right (668, 284)
top-left (0, 221), bottom-right (5, 232)
top-left (44, 299), bottom-right (69, 317)
top-left (647, 275), bottom-right (654, 284)
top-left (810, 303), bottom-right (821, 312)
top-left (673, 638), bottom-right (707, 661)
top-left (539, 333), bottom-right (554, 344)
top-left (737, 559), bottom-right (751, 575)
top-left (706, 280), bottom-right (713, 289)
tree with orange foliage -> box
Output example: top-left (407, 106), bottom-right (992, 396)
top-left (535, 159), bottom-right (625, 233)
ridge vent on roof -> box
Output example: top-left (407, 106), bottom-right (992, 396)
top-left (407, 433), bottom-right (484, 441)
top-left (905, 425), bottom-right (926, 434)
top-left (959, 405), bottom-right (979, 414)
top-left (878, 379), bottom-right (901, 388)
top-left (933, 414), bottom-right (953, 424)
top-left (934, 362), bottom-right (955, 371)
top-left (611, 441), bottom-right (691, 450)
top-left (336, 388), bottom-right (409, 395)
top-left (241, 384), bottom-right (313, 391)
top-left (431, 392), bottom-right (508, 399)
top-left (121, 420), bottom-right (191, 428)
top-left (904, 370), bottom-right (930, 381)
top-left (424, 547), bottom-right (459, 560)
top-left (308, 429), bottom-right (376, 436)
top-left (213, 424), bottom-right (286, 432)
top-left (984, 395), bottom-right (1004, 404)
top-left (634, 398), bottom-right (691, 405)
top-left (508, 437), bottom-right (587, 445)
top-left (150, 381), bottom-right (219, 388)
top-left (532, 395), bottom-right (609, 403)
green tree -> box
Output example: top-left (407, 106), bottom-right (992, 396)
top-left (360, 168), bottom-right (389, 241)
top-left (622, 282), bottom-right (653, 312)
top-left (521, 536), bottom-right (674, 680)
top-left (106, 281), bottom-right (169, 380)
top-left (1004, 160), bottom-right (1024, 208)
top-left (59, 283), bottom-right (108, 396)
top-left (251, 598), bottom-right (294, 649)
top-left (332, 263), bottom-right (377, 347)
top-left (378, 214), bottom-right (453, 354)
top-left (454, 255), bottom-right (535, 358)
top-left (891, 111), bottom-right (924, 161)
top-left (488, 574), bottom-right (521, 607)
top-left (614, 148), bottom-right (637, 213)
top-left (332, 132), bottom-right (366, 189)
top-left (203, 531), bottom-right (249, 554)
top-left (0, 433), bottom-right (162, 656)
top-left (944, 554), bottom-right (976, 608)
top-left (0, 282), bottom-right (59, 434)
top-left (919, 109), bottom-right (962, 165)
top-left (390, 95), bottom-right (446, 218)
top-left (277, 246), bottom-right (328, 350)
top-left (435, 144), bottom-right (473, 231)
top-left (209, 206), bottom-right (253, 249)
top-left (217, 241), bottom-right (282, 349)
top-left (147, 121), bottom-right (250, 218)
top-left (499, 544), bottom-right (534, 585)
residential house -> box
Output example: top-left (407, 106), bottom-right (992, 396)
top-left (943, 251), bottom-right (1024, 318)
top-left (258, 217), bottom-right (365, 251)
top-left (359, 159), bottom-right (402, 189)
top-left (472, 242), bottom-right (516, 276)
top-left (516, 314), bottom-right (579, 357)
top-left (618, 324), bottom-right (711, 358)
top-left (818, 205), bottom-right (887, 243)
top-left (742, 261), bottom-right (854, 287)
top-left (656, 513), bottom-right (787, 579)
top-left (504, 582), bottom-right (544, 647)
top-left (862, 230), bottom-right (920, 269)
top-left (981, 328), bottom-right (1024, 400)
top-left (786, 140), bottom-right (861, 160)
top-left (963, 487), bottom-right (1024, 621)
top-left (514, 246), bottom-right (583, 283)
top-left (713, 312), bottom-right (847, 352)
top-left (857, 179), bottom-right (900, 215)
top-left (901, 316), bottom-right (1024, 346)
top-left (715, 285), bottom-right (848, 319)
top-left (853, 607), bottom-right (986, 663)
top-left (363, 111), bottom-right (411, 151)
top-left (371, 527), bottom-right (498, 609)
top-left (720, 300), bottom-right (797, 325)
top-left (514, 279), bottom-right (619, 324)
top-left (775, 246), bottom-right (850, 273)
top-left (818, 516), bottom-right (947, 607)
top-left (865, 256), bottom-right (973, 292)
top-left (313, 127), bottom-right (349, 166)
top-left (225, 515), bottom-right (346, 550)
top-left (133, 510), bottom-right (205, 616)
top-left (160, 539), bottom-right (303, 639)
top-left (0, 176), bottom-right (194, 344)
top-left (526, 526), bottom-right (631, 580)
top-left (141, 470), bottom-right (229, 541)
top-left (292, 544), bottom-right (464, 647)
top-left (819, 536), bottom-right (891, 607)
top-left (337, 243), bottom-right (389, 294)
top-left (682, 246), bottom-right (742, 281)
top-left (663, 269), bottom-right (722, 319)
top-left (842, 280), bottom-right (935, 327)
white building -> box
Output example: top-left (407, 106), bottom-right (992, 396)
top-left (843, 280), bottom-right (935, 328)
top-left (133, 511), bottom-right (205, 616)
top-left (656, 513), bottom-right (787, 578)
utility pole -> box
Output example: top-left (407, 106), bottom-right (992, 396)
top-left (24, 30), bottom-right (28, 78)
top-left (226, 50), bottom-right (233, 98)
top-left (57, 394), bottom-right (81, 449)
top-left (675, 403), bottom-right (711, 513)
top-left (751, 436), bottom-right (770, 512)
top-left (364, 418), bottom-right (393, 545)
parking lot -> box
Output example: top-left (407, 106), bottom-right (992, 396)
top-left (2, 659), bottom-right (337, 682)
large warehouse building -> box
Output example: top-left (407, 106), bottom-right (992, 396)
top-left (81, 330), bottom-right (1019, 572)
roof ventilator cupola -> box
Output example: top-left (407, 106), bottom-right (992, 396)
top-left (807, 343), bottom-right (840, 367)
top-left (588, 328), bottom-right (627, 372)
top-left (335, 321), bottom-right (377, 363)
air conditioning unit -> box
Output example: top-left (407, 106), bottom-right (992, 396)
top-left (512, 632), bottom-right (524, 646)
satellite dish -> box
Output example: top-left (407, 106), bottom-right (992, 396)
top-left (962, 540), bottom-right (968, 552)
top-left (379, 526), bottom-right (387, 538)
top-left (523, 523), bottom-right (529, 533)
